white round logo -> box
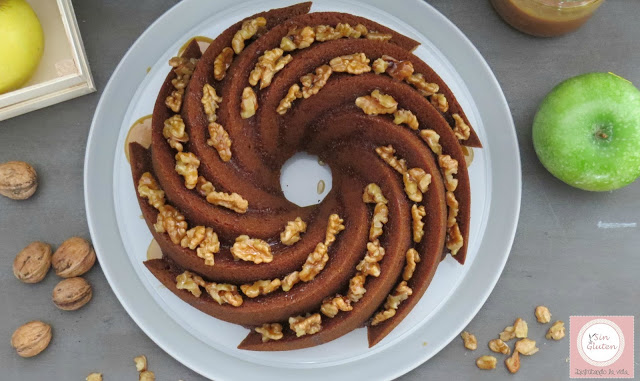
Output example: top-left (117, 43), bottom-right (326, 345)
top-left (577, 319), bottom-right (625, 367)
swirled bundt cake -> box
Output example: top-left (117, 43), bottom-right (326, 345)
top-left (128, 2), bottom-right (482, 351)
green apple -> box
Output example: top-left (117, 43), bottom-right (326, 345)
top-left (533, 72), bottom-right (640, 191)
top-left (0, 0), bottom-right (45, 94)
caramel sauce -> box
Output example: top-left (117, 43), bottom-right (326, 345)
top-left (178, 36), bottom-right (213, 56)
top-left (124, 115), bottom-right (152, 163)
top-left (146, 238), bottom-right (163, 260)
top-left (462, 146), bottom-right (475, 168)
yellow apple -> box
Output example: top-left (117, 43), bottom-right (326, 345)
top-left (0, 0), bottom-right (45, 94)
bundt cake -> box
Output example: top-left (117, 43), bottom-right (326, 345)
top-left (128, 2), bottom-right (482, 351)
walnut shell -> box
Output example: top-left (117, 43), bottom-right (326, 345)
top-left (52, 237), bottom-right (96, 278)
top-left (13, 241), bottom-right (52, 283)
top-left (0, 161), bottom-right (38, 200)
top-left (10, 321), bottom-right (52, 358)
top-left (52, 277), bottom-right (93, 311)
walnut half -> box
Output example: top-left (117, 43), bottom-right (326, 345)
top-left (280, 217), bottom-right (307, 245)
top-left (255, 323), bottom-right (283, 342)
top-left (355, 90), bottom-right (398, 115)
top-left (289, 313), bottom-right (322, 337)
top-left (231, 235), bottom-right (272, 264)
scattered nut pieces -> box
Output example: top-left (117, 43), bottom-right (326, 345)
top-left (205, 282), bottom-right (243, 307)
top-left (300, 65), bottom-right (332, 98)
top-left (276, 84), bottom-right (302, 115)
top-left (430, 93), bottom-right (449, 113)
top-left (329, 53), bottom-right (371, 74)
top-left (249, 48), bottom-right (292, 89)
top-left (362, 183), bottom-right (388, 204)
top-left (461, 331), bottom-right (478, 350)
top-left (515, 338), bottom-right (539, 355)
top-left (213, 47), bottom-right (234, 81)
top-left (546, 320), bottom-right (565, 340)
top-left (240, 279), bottom-right (281, 298)
top-left (86, 373), bottom-right (102, 381)
top-left (138, 172), bottom-right (165, 209)
top-left (0, 161), bottom-right (38, 200)
top-left (231, 235), bottom-right (272, 263)
top-left (255, 323), bottom-right (283, 342)
top-left (240, 87), bottom-right (258, 119)
top-left (154, 205), bottom-right (188, 244)
top-left (134, 355), bottom-right (148, 372)
top-left (289, 313), bottom-right (322, 337)
top-left (52, 237), bottom-right (96, 278)
top-left (13, 241), bottom-right (51, 283)
top-left (176, 271), bottom-right (205, 297)
top-left (280, 26), bottom-right (315, 51)
top-left (488, 338), bottom-right (511, 355)
top-left (505, 351), bottom-right (520, 373)
top-left (375, 145), bottom-right (407, 174)
top-left (403, 248), bottom-right (420, 281)
top-left (163, 114), bottom-right (189, 152)
top-left (500, 325), bottom-right (516, 342)
top-left (393, 109), bottom-right (419, 130)
top-left (411, 204), bottom-right (426, 243)
top-left (513, 318), bottom-right (528, 338)
top-left (406, 73), bottom-right (439, 97)
top-left (232, 17), bottom-right (266, 54)
top-left (476, 355), bottom-right (497, 370)
top-left (52, 277), bottom-right (93, 311)
top-left (320, 295), bottom-right (353, 318)
top-left (535, 305), bottom-right (552, 324)
top-left (139, 370), bottom-right (155, 381)
top-left (419, 129), bottom-right (442, 155)
top-left (371, 281), bottom-right (412, 326)
top-left (174, 152), bottom-right (200, 190)
top-left (280, 217), bottom-right (307, 245)
top-left (355, 89), bottom-right (398, 115)
top-left (11, 321), bottom-right (52, 358)
top-left (452, 113), bottom-right (471, 140)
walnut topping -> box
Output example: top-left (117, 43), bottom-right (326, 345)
top-left (430, 93), bottom-right (449, 113)
top-left (446, 191), bottom-right (459, 228)
top-left (329, 53), bottom-right (371, 75)
top-left (370, 202), bottom-right (389, 241)
top-left (276, 84), bottom-right (302, 115)
top-left (356, 254), bottom-right (380, 277)
top-left (406, 73), bottom-right (439, 97)
top-left (202, 84), bottom-right (223, 123)
top-left (249, 48), bottom-right (293, 89)
top-left (393, 109), bottom-right (419, 130)
top-left (180, 225), bottom-right (207, 250)
top-left (240, 279), bottom-right (281, 298)
top-left (366, 32), bottom-right (392, 41)
top-left (205, 282), bottom-right (243, 306)
top-left (355, 90), bottom-right (398, 115)
top-left (176, 271), bottom-right (205, 297)
top-left (163, 115), bottom-right (189, 152)
top-left (439, 155), bottom-right (459, 192)
top-left (196, 176), bottom-right (215, 197)
top-left (175, 152), bottom-right (200, 190)
top-left (320, 295), bottom-right (353, 318)
top-left (489, 339), bottom-right (511, 355)
top-left (280, 26), bottom-right (315, 51)
top-left (280, 217), bottom-right (307, 245)
top-left (138, 172), bottom-right (165, 209)
top-left (371, 281), bottom-right (412, 326)
top-left (232, 17), bottom-right (267, 54)
top-left (419, 129), bottom-right (442, 155)
top-left (231, 235), bottom-right (272, 264)
top-left (240, 87), bottom-right (258, 119)
top-left (213, 47), bottom-right (234, 81)
top-left (336, 22), bottom-right (368, 38)
top-left (461, 331), bottom-right (478, 350)
top-left (370, 309), bottom-right (395, 326)
top-left (255, 323), bottom-right (283, 342)
top-left (375, 145), bottom-right (407, 174)
top-left (154, 205), bottom-right (188, 245)
top-left (347, 272), bottom-right (367, 303)
top-left (515, 338), bottom-right (539, 355)
top-left (196, 227), bottom-right (219, 266)
top-left (204, 186), bottom-right (248, 213)
top-left (411, 204), bottom-right (426, 243)
top-left (446, 223), bottom-right (463, 256)
top-left (366, 239), bottom-right (386, 263)
top-left (350, 241), bottom-right (387, 308)
top-left (372, 58), bottom-right (389, 74)
top-left (300, 65), bottom-right (332, 98)
top-left (546, 321), bottom-right (565, 340)
top-left (535, 306), bottom-right (552, 324)
top-left (166, 57), bottom-right (198, 112)
top-left (362, 183), bottom-right (388, 204)
top-left (207, 122), bottom-right (232, 162)
top-left (373, 55), bottom-right (414, 81)
top-left (281, 271), bottom-right (300, 292)
top-left (476, 355), bottom-right (497, 370)
top-left (403, 248), bottom-right (420, 281)
top-left (314, 25), bottom-right (342, 41)
top-left (289, 313), bottom-right (322, 337)
top-left (324, 213), bottom-right (345, 246)
top-left (452, 113), bottom-right (471, 140)
top-left (299, 243), bottom-right (329, 282)
top-left (403, 167), bottom-right (431, 202)
top-left (505, 351), bottom-right (520, 373)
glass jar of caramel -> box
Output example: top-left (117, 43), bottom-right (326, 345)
top-left (490, 0), bottom-right (604, 37)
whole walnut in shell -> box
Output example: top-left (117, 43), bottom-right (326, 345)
top-left (0, 161), bottom-right (38, 200)
top-left (52, 277), bottom-right (93, 311)
top-left (52, 237), bottom-right (96, 278)
top-left (11, 321), bottom-right (52, 358)
top-left (13, 241), bottom-right (52, 283)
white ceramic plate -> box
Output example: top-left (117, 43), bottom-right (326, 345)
top-left (84, 0), bottom-right (521, 379)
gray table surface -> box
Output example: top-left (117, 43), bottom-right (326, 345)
top-left (1, 0), bottom-right (639, 380)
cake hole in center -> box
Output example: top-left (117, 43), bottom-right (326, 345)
top-left (280, 152), bottom-right (332, 207)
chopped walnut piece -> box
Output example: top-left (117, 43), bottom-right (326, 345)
top-left (375, 145), bottom-right (407, 174)
top-left (366, 32), bottom-right (392, 41)
top-left (461, 331), bottom-right (478, 350)
top-left (452, 113), bottom-right (471, 140)
top-left (374, 55), bottom-right (414, 81)
top-left (500, 325), bottom-right (517, 342)
top-left (446, 191), bottom-right (459, 228)
top-left (430, 93), bottom-right (449, 113)
top-left (180, 225), bottom-right (206, 250)
top-left (205, 282), bottom-right (243, 306)
top-left (347, 272), bottom-right (367, 303)
top-left (546, 321), bottom-right (565, 340)
top-left (403, 168), bottom-right (431, 202)
top-left (336, 22), bottom-right (368, 38)
top-left (513, 318), bottom-right (528, 338)
top-left (356, 255), bottom-right (381, 278)
top-left (163, 115), bottom-right (189, 152)
top-left (320, 295), bottom-right (353, 318)
top-left (419, 129), bottom-right (443, 155)
top-left (196, 176), bottom-right (215, 197)
top-left (289, 313), bottom-right (322, 337)
top-left (403, 248), bottom-right (420, 281)
top-left (299, 242), bottom-right (329, 282)
top-left (406, 73), bottom-right (439, 97)
top-left (154, 205), bottom-right (188, 245)
top-left (370, 309), bottom-right (395, 326)
top-left (515, 338), bottom-right (539, 355)
top-left (196, 228), bottom-right (219, 266)
top-left (281, 271), bottom-right (300, 292)
top-left (276, 84), bottom-right (302, 115)
top-left (393, 109), bottom-right (419, 130)
top-left (175, 152), bottom-right (200, 190)
top-left (231, 235), bottom-right (272, 264)
top-left (372, 58), bottom-right (389, 74)
top-left (139, 371), bottom-right (155, 381)
top-left (372, 281), bottom-right (413, 326)
top-left (476, 355), bottom-right (497, 370)
top-left (240, 279), bottom-right (281, 298)
top-left (255, 323), bottom-right (283, 342)
top-left (213, 47), bottom-right (234, 81)
top-left (166, 57), bottom-right (197, 112)
top-left (489, 338), bottom-right (511, 355)
top-left (280, 217), bottom-right (307, 245)
top-left (249, 48), bottom-right (293, 89)
top-left (362, 183), bottom-right (389, 204)
top-left (202, 83), bottom-right (223, 123)
top-left (505, 351), bottom-right (520, 373)
top-left (176, 271), bottom-right (205, 297)
top-left (535, 306), bottom-right (552, 324)
top-left (300, 65), bottom-right (332, 98)
top-left (281, 26), bottom-right (315, 51)
top-left (207, 122), bottom-right (232, 162)
top-left (314, 25), bottom-right (342, 41)
top-left (134, 355), bottom-right (147, 372)
top-left (138, 172), bottom-right (165, 209)
top-left (232, 17), bottom-right (267, 54)
top-left (355, 89), bottom-right (398, 115)
top-left (329, 53), bottom-right (371, 75)
top-left (439, 155), bottom-right (459, 192)
top-left (446, 223), bottom-right (464, 255)
top-left (324, 213), bottom-right (345, 246)
top-left (411, 204), bottom-right (426, 243)
top-left (205, 189), bottom-right (248, 213)
top-left (370, 202), bottom-right (389, 241)
top-left (240, 87), bottom-right (258, 119)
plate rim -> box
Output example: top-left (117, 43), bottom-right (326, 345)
top-left (84, 0), bottom-right (521, 380)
